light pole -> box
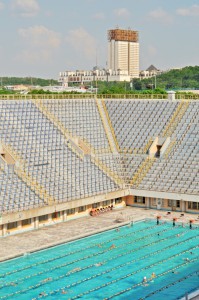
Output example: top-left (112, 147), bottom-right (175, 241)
top-left (130, 79), bottom-right (133, 91)
top-left (93, 71), bottom-right (97, 96)
top-left (106, 70), bottom-right (110, 83)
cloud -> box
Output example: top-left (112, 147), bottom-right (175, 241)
top-left (113, 8), bottom-right (130, 18)
top-left (92, 12), bottom-right (105, 20)
top-left (66, 27), bottom-right (97, 61)
top-left (176, 5), bottom-right (199, 17)
top-left (18, 25), bottom-right (61, 48)
top-left (149, 8), bottom-right (173, 24)
top-left (11, 0), bottom-right (39, 17)
top-left (17, 25), bottom-right (61, 63)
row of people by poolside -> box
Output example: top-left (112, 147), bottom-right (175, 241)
top-left (90, 205), bottom-right (113, 216)
top-left (156, 216), bottom-right (196, 229)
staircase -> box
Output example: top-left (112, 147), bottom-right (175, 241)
top-left (164, 139), bottom-right (176, 159)
top-left (114, 154), bottom-right (132, 185)
top-left (163, 101), bottom-right (190, 137)
top-left (16, 168), bottom-right (54, 205)
top-left (96, 99), bottom-right (120, 153)
top-left (33, 99), bottom-right (125, 187)
top-left (143, 138), bottom-right (153, 153)
top-left (91, 155), bottom-right (124, 187)
top-left (130, 157), bottom-right (156, 187)
top-left (33, 100), bottom-right (85, 160)
top-left (164, 107), bottom-right (196, 160)
top-left (1, 143), bottom-right (25, 167)
top-left (2, 143), bottom-right (54, 206)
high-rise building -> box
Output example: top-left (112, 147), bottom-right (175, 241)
top-left (108, 28), bottom-right (139, 78)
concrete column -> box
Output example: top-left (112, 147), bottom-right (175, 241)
top-left (62, 210), bottom-right (67, 221)
top-left (34, 217), bottom-right (39, 229)
top-left (2, 223), bottom-right (7, 236)
top-left (145, 197), bottom-right (150, 209)
top-left (167, 91), bottom-right (176, 101)
top-left (18, 220), bottom-right (22, 230)
top-left (181, 200), bottom-right (186, 212)
top-left (48, 214), bottom-right (52, 222)
top-left (31, 218), bottom-right (34, 228)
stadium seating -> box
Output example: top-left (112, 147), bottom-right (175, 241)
top-left (138, 102), bottom-right (199, 194)
top-left (0, 100), bottom-right (119, 213)
top-left (0, 98), bottom-right (198, 215)
top-left (105, 100), bottom-right (179, 151)
top-left (41, 99), bottom-right (110, 153)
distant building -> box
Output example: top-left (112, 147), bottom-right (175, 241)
top-left (140, 65), bottom-right (162, 79)
top-left (59, 68), bottom-right (132, 87)
top-left (108, 28), bottom-right (139, 78)
top-left (59, 28), bottom-right (140, 86)
top-left (5, 84), bottom-right (30, 91)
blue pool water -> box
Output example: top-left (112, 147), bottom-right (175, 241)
top-left (0, 219), bottom-right (198, 300)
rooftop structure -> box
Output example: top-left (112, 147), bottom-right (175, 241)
top-left (140, 65), bottom-right (162, 79)
top-left (108, 28), bottom-right (139, 43)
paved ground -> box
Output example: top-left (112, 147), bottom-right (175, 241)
top-left (0, 207), bottom-right (199, 262)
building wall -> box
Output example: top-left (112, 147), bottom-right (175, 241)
top-left (116, 41), bottom-right (129, 72)
top-left (1, 194), bottom-right (199, 237)
top-left (0, 195), bottom-right (127, 236)
top-left (108, 40), bottom-right (139, 78)
top-left (129, 42), bottom-right (139, 77)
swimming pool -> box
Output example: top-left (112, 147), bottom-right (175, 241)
top-left (0, 219), bottom-right (198, 300)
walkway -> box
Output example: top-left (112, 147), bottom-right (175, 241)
top-left (0, 207), bottom-right (198, 262)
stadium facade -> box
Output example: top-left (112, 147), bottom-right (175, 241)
top-left (0, 94), bottom-right (198, 236)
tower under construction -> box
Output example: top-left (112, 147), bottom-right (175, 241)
top-left (108, 28), bottom-right (139, 78)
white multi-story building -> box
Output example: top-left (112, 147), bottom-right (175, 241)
top-left (59, 68), bottom-right (132, 86)
top-left (108, 28), bottom-right (139, 78)
top-left (139, 65), bottom-right (162, 79)
top-left (59, 28), bottom-right (139, 86)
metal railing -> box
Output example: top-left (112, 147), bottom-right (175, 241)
top-left (0, 93), bottom-right (198, 100)
top-left (130, 157), bottom-right (156, 187)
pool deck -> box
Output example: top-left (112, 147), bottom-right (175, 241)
top-left (0, 207), bottom-right (199, 262)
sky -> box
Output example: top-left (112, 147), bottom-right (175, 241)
top-left (0, 0), bottom-right (198, 79)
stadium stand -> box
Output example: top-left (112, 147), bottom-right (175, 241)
top-left (0, 95), bottom-right (198, 235)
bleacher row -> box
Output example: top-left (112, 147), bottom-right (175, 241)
top-left (138, 102), bottom-right (199, 194)
top-left (105, 100), bottom-right (178, 151)
top-left (0, 99), bottom-right (198, 214)
top-left (0, 167), bottom-right (45, 212)
top-left (42, 99), bottom-right (110, 153)
top-left (104, 100), bottom-right (199, 194)
top-left (0, 100), bottom-right (118, 213)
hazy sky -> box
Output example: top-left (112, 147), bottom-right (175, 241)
top-left (0, 0), bottom-right (198, 78)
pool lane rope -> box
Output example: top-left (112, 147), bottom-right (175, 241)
top-left (0, 223), bottom-right (158, 278)
top-left (1, 228), bottom-right (198, 299)
top-left (140, 270), bottom-right (199, 300)
top-left (30, 240), bottom-right (199, 300)
top-left (39, 244), bottom-right (199, 300)
top-left (66, 255), bottom-right (199, 300)
top-left (0, 225), bottom-right (186, 286)
top-left (0, 233), bottom-right (197, 291)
